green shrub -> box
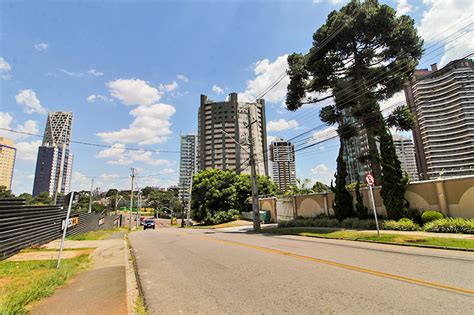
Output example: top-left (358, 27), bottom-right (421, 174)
top-left (423, 218), bottom-right (474, 234)
top-left (406, 208), bottom-right (423, 225)
top-left (421, 211), bottom-right (444, 224)
top-left (382, 219), bottom-right (420, 231)
top-left (209, 209), bottom-right (240, 225)
top-left (311, 218), bottom-right (340, 228)
top-left (341, 218), bottom-right (377, 229)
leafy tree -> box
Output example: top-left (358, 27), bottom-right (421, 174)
top-left (106, 188), bottom-right (118, 197)
top-left (333, 145), bottom-right (354, 221)
top-left (286, 0), bottom-right (423, 185)
top-left (148, 190), bottom-right (182, 213)
top-left (141, 186), bottom-right (157, 199)
top-left (285, 178), bottom-right (315, 196)
top-left (386, 105), bottom-right (415, 131)
top-left (32, 192), bottom-right (52, 205)
top-left (0, 186), bottom-right (14, 198)
top-left (379, 122), bottom-right (409, 220)
top-left (312, 181), bottom-right (330, 193)
top-left (91, 202), bottom-right (106, 213)
top-left (235, 174), bottom-right (278, 211)
top-left (18, 192), bottom-right (33, 204)
top-left (354, 178), bottom-right (368, 219)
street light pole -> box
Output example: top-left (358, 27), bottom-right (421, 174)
top-left (88, 178), bottom-right (94, 213)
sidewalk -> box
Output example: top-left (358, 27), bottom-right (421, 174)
top-left (31, 233), bottom-right (128, 315)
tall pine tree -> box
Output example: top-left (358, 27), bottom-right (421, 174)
top-left (355, 178), bottom-right (368, 219)
top-left (333, 144), bottom-right (355, 221)
top-left (379, 123), bottom-right (409, 220)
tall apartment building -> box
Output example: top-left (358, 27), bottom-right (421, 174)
top-left (33, 112), bottom-right (74, 197)
top-left (198, 93), bottom-right (268, 176)
top-left (392, 135), bottom-right (418, 181)
top-left (404, 58), bottom-right (474, 179)
top-left (269, 138), bottom-right (296, 192)
top-left (178, 134), bottom-right (198, 203)
top-left (0, 137), bottom-right (16, 190)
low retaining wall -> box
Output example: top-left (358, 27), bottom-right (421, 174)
top-left (260, 176), bottom-right (474, 221)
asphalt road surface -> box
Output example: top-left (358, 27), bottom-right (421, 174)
top-left (129, 227), bottom-right (474, 314)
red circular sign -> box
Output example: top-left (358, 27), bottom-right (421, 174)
top-left (365, 174), bottom-right (375, 186)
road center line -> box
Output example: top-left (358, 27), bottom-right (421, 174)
top-left (201, 236), bottom-right (474, 295)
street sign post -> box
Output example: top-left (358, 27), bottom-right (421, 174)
top-left (57, 191), bottom-right (75, 268)
top-left (365, 173), bottom-right (380, 237)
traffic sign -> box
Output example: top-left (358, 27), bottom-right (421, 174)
top-left (365, 173), bottom-right (375, 186)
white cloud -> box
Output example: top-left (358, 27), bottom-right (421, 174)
top-left (88, 69), bottom-right (104, 76)
top-left (396, 0), bottom-right (412, 16)
top-left (15, 89), bottom-right (47, 115)
top-left (0, 57), bottom-right (11, 79)
top-left (239, 54), bottom-right (290, 103)
top-left (311, 126), bottom-right (338, 143)
top-left (70, 171), bottom-right (93, 191)
top-left (87, 94), bottom-right (112, 103)
top-left (177, 74), bottom-right (189, 82)
top-left (11, 171), bottom-right (35, 195)
top-left (60, 69), bottom-right (83, 77)
top-left (159, 81), bottom-right (178, 92)
top-left (267, 135), bottom-right (279, 144)
top-left (311, 164), bottom-right (334, 185)
top-left (95, 143), bottom-right (173, 167)
top-left (267, 119), bottom-right (299, 132)
top-left (96, 103), bottom-right (176, 145)
top-left (380, 91), bottom-right (406, 114)
top-left (107, 78), bottom-right (162, 106)
top-left (212, 84), bottom-right (224, 95)
top-left (0, 112), bottom-right (40, 142)
top-left (15, 140), bottom-right (41, 161)
top-left (34, 42), bottom-right (48, 51)
top-left (418, 0), bottom-right (474, 66)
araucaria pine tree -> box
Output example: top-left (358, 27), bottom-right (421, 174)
top-left (379, 123), bottom-right (409, 220)
top-left (355, 178), bottom-right (368, 219)
top-left (333, 144), bottom-right (355, 221)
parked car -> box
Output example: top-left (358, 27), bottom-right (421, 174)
top-left (143, 219), bottom-right (155, 230)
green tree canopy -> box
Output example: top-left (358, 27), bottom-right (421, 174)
top-left (286, 0), bottom-right (423, 185)
top-left (0, 186), bottom-right (14, 198)
top-left (32, 192), bottom-right (52, 205)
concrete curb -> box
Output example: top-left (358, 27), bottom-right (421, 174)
top-left (257, 231), bottom-right (474, 252)
top-left (125, 234), bottom-right (148, 314)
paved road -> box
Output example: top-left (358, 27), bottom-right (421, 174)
top-left (129, 227), bottom-right (474, 314)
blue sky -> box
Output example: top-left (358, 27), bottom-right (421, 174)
top-left (1, 0), bottom-right (472, 194)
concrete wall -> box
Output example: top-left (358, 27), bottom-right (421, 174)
top-left (261, 176), bottom-right (474, 221)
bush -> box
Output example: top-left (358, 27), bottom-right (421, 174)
top-left (341, 218), bottom-right (377, 229)
top-left (406, 208), bottom-right (423, 225)
top-left (208, 209), bottom-right (240, 225)
top-left (382, 218), bottom-right (420, 231)
top-left (423, 218), bottom-right (474, 234)
top-left (421, 211), bottom-right (444, 224)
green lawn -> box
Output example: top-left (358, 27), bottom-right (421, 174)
top-left (0, 255), bottom-right (90, 314)
top-left (262, 228), bottom-right (474, 250)
top-left (189, 220), bottom-right (252, 229)
top-left (66, 228), bottom-right (126, 241)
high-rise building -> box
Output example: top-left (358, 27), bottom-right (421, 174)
top-left (0, 137), bottom-right (16, 190)
top-left (392, 135), bottom-right (418, 181)
top-left (198, 93), bottom-right (268, 176)
top-left (32, 145), bottom-right (73, 197)
top-left (404, 58), bottom-right (474, 179)
top-left (269, 138), bottom-right (296, 192)
top-left (178, 134), bottom-right (198, 203)
top-left (33, 112), bottom-right (74, 197)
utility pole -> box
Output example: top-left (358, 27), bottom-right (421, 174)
top-left (247, 108), bottom-right (261, 231)
top-left (136, 192), bottom-right (141, 229)
top-left (129, 168), bottom-right (135, 231)
top-left (88, 178), bottom-right (94, 213)
top-left (186, 177), bottom-right (193, 226)
top-left (115, 190), bottom-right (119, 215)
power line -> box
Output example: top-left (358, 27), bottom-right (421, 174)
top-left (0, 127), bottom-right (180, 154)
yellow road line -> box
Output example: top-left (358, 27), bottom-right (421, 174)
top-left (201, 236), bottom-right (474, 295)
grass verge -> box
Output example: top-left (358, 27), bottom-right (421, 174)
top-left (66, 228), bottom-right (126, 241)
top-left (135, 296), bottom-right (148, 315)
top-left (261, 228), bottom-right (474, 250)
top-left (189, 220), bottom-right (252, 229)
top-left (0, 255), bottom-right (90, 314)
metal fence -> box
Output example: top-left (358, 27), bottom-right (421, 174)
top-left (0, 198), bottom-right (122, 260)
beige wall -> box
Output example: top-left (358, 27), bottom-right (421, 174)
top-left (261, 176), bottom-right (474, 221)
